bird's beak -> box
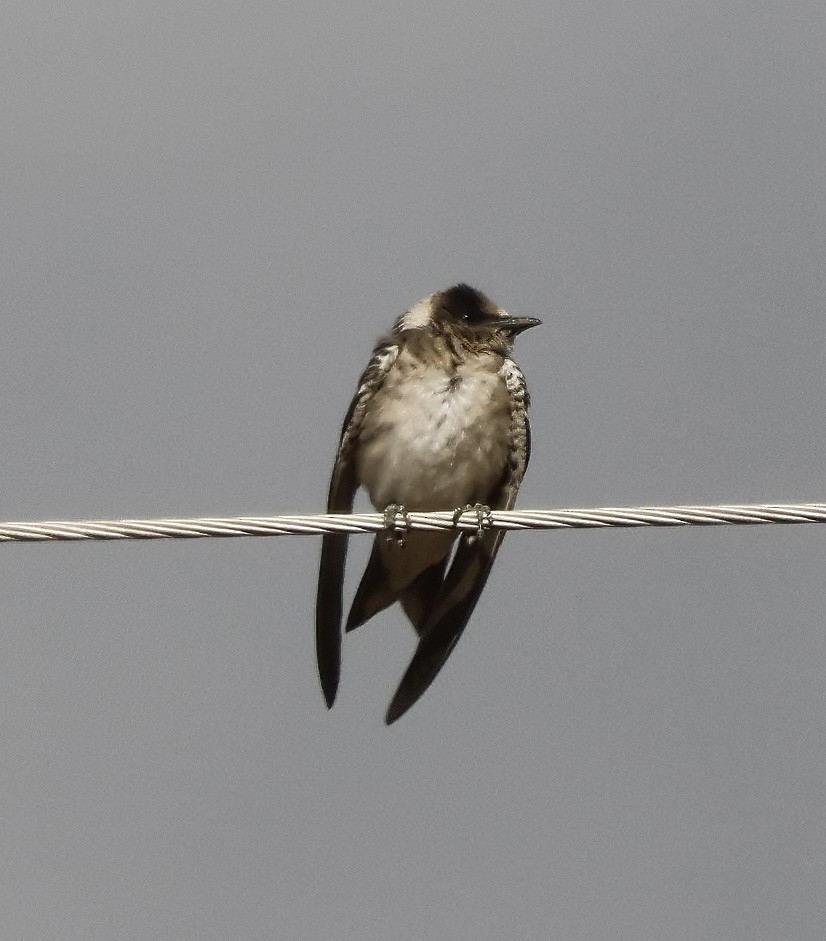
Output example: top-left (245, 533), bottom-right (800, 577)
top-left (494, 316), bottom-right (542, 335)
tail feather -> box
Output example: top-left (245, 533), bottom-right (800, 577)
top-left (346, 537), bottom-right (398, 631)
top-left (385, 530), bottom-right (504, 725)
top-left (400, 555), bottom-right (450, 636)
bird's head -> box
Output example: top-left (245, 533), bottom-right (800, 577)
top-left (398, 284), bottom-right (541, 353)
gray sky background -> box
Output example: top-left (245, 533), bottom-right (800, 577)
top-left (2, 1), bottom-right (825, 938)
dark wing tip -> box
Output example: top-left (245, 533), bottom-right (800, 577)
top-left (386, 659), bottom-right (433, 723)
top-left (316, 618), bottom-right (340, 709)
top-left (385, 691), bottom-right (408, 726)
top-left (383, 620), bottom-right (465, 725)
top-left (383, 608), bottom-right (474, 725)
top-left (384, 536), bottom-right (503, 724)
top-left (316, 532), bottom-right (348, 712)
top-left (317, 632), bottom-right (339, 707)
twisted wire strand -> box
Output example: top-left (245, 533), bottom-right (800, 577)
top-left (0, 503), bottom-right (824, 544)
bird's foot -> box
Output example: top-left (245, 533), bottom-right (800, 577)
top-left (453, 503), bottom-right (493, 544)
top-left (383, 504), bottom-right (409, 548)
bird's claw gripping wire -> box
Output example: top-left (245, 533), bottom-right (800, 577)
top-left (383, 504), bottom-right (409, 548)
top-left (453, 503), bottom-right (493, 544)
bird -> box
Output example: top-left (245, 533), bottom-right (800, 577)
top-left (315, 283), bottom-right (540, 724)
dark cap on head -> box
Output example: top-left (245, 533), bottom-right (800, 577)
top-left (435, 283), bottom-right (541, 335)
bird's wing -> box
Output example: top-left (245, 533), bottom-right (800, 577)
top-left (385, 358), bottom-right (531, 724)
top-left (316, 341), bottom-right (399, 707)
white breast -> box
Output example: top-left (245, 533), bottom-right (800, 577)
top-left (357, 351), bottom-right (512, 511)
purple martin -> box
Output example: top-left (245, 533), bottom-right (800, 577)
top-left (316, 284), bottom-right (539, 723)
